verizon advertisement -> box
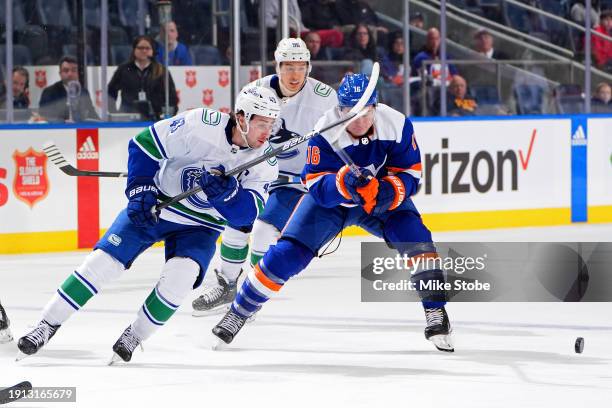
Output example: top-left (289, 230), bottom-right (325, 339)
top-left (412, 119), bottom-right (572, 213)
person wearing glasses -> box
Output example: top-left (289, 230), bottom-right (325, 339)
top-left (192, 38), bottom-right (337, 317)
top-left (107, 35), bottom-right (178, 121)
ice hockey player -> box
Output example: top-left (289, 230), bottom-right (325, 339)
top-left (212, 73), bottom-right (454, 352)
top-left (192, 37), bottom-right (336, 316)
top-left (16, 85), bottom-right (281, 363)
top-left (0, 301), bottom-right (13, 343)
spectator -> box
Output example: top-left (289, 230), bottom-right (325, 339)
top-left (382, 32), bottom-right (406, 86)
top-left (410, 12), bottom-right (424, 29)
top-left (39, 56), bottom-right (99, 123)
top-left (108, 35), bottom-right (178, 121)
top-left (300, 0), bottom-right (345, 47)
top-left (591, 10), bottom-right (612, 69)
top-left (334, 0), bottom-right (388, 38)
top-left (304, 31), bottom-right (328, 61)
top-left (266, 0), bottom-right (308, 33)
top-left (435, 75), bottom-right (478, 116)
top-left (0, 67), bottom-right (30, 109)
top-left (156, 21), bottom-right (193, 66)
top-left (570, 0), bottom-right (600, 27)
top-left (411, 28), bottom-right (458, 80)
top-left (592, 82), bottom-right (612, 112)
top-left (473, 29), bottom-right (510, 60)
top-left (343, 24), bottom-right (380, 74)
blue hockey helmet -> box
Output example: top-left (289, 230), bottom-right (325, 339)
top-left (337, 73), bottom-right (377, 108)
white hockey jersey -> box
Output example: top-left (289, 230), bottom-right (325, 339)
top-left (132, 108), bottom-right (278, 231)
top-left (251, 75), bottom-right (337, 191)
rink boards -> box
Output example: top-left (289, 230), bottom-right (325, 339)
top-left (0, 114), bottom-right (610, 253)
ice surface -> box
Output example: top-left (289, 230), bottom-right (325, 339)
top-left (1, 224), bottom-right (611, 407)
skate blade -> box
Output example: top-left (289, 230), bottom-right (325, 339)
top-left (429, 334), bottom-right (455, 353)
top-left (192, 304), bottom-right (230, 317)
top-left (107, 353), bottom-right (125, 366)
top-left (15, 351), bottom-right (30, 362)
top-left (211, 336), bottom-right (229, 351)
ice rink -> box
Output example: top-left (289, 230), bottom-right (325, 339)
top-left (1, 224), bottom-right (611, 407)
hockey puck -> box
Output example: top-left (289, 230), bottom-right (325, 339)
top-left (574, 337), bottom-right (584, 353)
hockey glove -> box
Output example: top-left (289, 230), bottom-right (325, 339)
top-left (370, 176), bottom-right (406, 217)
top-left (336, 165), bottom-right (379, 213)
top-left (126, 180), bottom-right (159, 227)
top-left (200, 165), bottom-right (240, 207)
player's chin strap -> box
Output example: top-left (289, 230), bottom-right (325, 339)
top-left (236, 115), bottom-right (255, 149)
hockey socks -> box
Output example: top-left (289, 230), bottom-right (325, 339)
top-left (131, 257), bottom-right (199, 341)
top-left (232, 238), bottom-right (314, 318)
top-left (43, 250), bottom-right (125, 325)
top-left (219, 241), bottom-right (248, 282)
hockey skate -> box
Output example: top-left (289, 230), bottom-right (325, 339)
top-left (109, 325), bottom-right (143, 365)
top-left (16, 320), bottom-right (60, 360)
top-left (0, 303), bottom-right (13, 344)
top-left (424, 307), bottom-right (454, 352)
top-left (212, 309), bottom-right (247, 349)
top-left (192, 269), bottom-right (241, 317)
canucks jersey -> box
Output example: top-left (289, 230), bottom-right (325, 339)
top-left (250, 75), bottom-right (337, 192)
top-left (130, 108), bottom-right (278, 231)
top-left (302, 103), bottom-right (422, 208)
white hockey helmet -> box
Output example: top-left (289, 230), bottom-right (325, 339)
top-left (274, 37), bottom-right (312, 74)
top-left (234, 85), bottom-right (281, 147)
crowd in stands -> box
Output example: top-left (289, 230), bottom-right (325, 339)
top-left (1, 0), bottom-right (612, 120)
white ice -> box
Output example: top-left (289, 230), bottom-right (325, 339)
top-left (1, 224), bottom-right (611, 407)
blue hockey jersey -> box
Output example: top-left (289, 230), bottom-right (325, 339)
top-left (302, 103), bottom-right (422, 209)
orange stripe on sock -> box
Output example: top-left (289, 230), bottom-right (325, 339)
top-left (254, 264), bottom-right (282, 292)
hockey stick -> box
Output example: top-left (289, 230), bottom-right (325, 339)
top-left (43, 142), bottom-right (127, 178)
top-left (155, 108), bottom-right (371, 210)
top-left (0, 381), bottom-right (32, 405)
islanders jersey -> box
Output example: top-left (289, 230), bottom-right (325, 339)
top-left (250, 75), bottom-right (336, 192)
top-left (130, 108), bottom-right (278, 231)
top-left (302, 103), bottom-right (422, 208)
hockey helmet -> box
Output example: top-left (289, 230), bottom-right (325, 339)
top-left (235, 85), bottom-right (281, 122)
top-left (337, 73), bottom-right (377, 108)
top-left (274, 37), bottom-right (311, 74)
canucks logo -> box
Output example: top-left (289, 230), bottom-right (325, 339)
top-left (268, 119), bottom-right (300, 160)
top-left (202, 109), bottom-right (221, 126)
top-left (181, 167), bottom-right (213, 209)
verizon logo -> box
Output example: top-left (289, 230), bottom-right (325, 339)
top-left (77, 136), bottom-right (99, 160)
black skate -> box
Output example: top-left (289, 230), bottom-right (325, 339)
top-left (212, 309), bottom-right (247, 348)
top-left (192, 269), bottom-right (241, 317)
top-left (16, 320), bottom-right (60, 359)
top-left (0, 303), bottom-right (13, 344)
top-left (424, 307), bottom-right (454, 352)
top-left (109, 325), bottom-right (143, 365)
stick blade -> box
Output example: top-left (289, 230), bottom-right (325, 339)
top-left (0, 381), bottom-right (33, 405)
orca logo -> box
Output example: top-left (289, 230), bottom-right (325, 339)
top-left (269, 119), bottom-right (301, 160)
top-left (181, 167), bottom-right (213, 209)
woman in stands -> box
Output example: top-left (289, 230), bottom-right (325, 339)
top-left (107, 35), bottom-right (178, 121)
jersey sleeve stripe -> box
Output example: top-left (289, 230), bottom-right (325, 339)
top-left (387, 164), bottom-right (422, 179)
top-left (149, 125), bottom-right (168, 159)
top-left (133, 128), bottom-right (163, 160)
top-left (304, 171), bottom-right (334, 189)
